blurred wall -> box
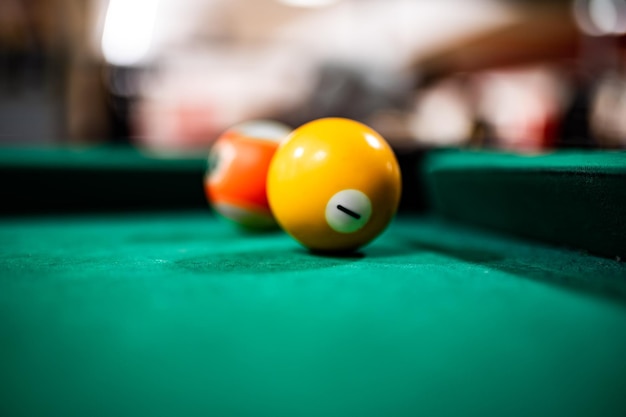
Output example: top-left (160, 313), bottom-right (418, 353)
top-left (1, 0), bottom-right (625, 151)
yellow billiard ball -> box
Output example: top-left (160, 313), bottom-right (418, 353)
top-left (267, 118), bottom-right (401, 252)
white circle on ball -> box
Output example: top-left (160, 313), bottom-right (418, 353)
top-left (325, 189), bottom-right (372, 233)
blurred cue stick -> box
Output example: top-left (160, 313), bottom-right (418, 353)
top-left (412, 5), bottom-right (581, 85)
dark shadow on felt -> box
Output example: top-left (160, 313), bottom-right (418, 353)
top-left (175, 247), bottom-right (363, 274)
top-left (402, 236), bottom-right (626, 307)
top-left (305, 248), bottom-right (366, 260)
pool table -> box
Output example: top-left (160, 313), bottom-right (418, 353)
top-left (1, 147), bottom-right (625, 417)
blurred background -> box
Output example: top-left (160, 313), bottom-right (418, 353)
top-left (1, 0), bottom-right (626, 155)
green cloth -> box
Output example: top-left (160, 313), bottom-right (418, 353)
top-left (0, 147), bottom-right (208, 215)
top-left (424, 150), bottom-right (626, 259)
top-left (1, 212), bottom-right (625, 417)
top-left (0, 146), bottom-right (205, 171)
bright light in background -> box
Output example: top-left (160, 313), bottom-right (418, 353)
top-left (573, 0), bottom-right (626, 35)
top-left (101, 0), bottom-right (161, 66)
top-left (278, 0), bottom-right (339, 8)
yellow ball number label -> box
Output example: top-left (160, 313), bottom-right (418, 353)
top-left (325, 189), bottom-right (372, 233)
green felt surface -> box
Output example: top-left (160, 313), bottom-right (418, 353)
top-left (424, 150), bottom-right (626, 259)
top-left (425, 149), bottom-right (626, 172)
top-left (0, 146), bottom-right (206, 171)
top-left (0, 147), bottom-right (209, 214)
top-left (1, 212), bottom-right (626, 417)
